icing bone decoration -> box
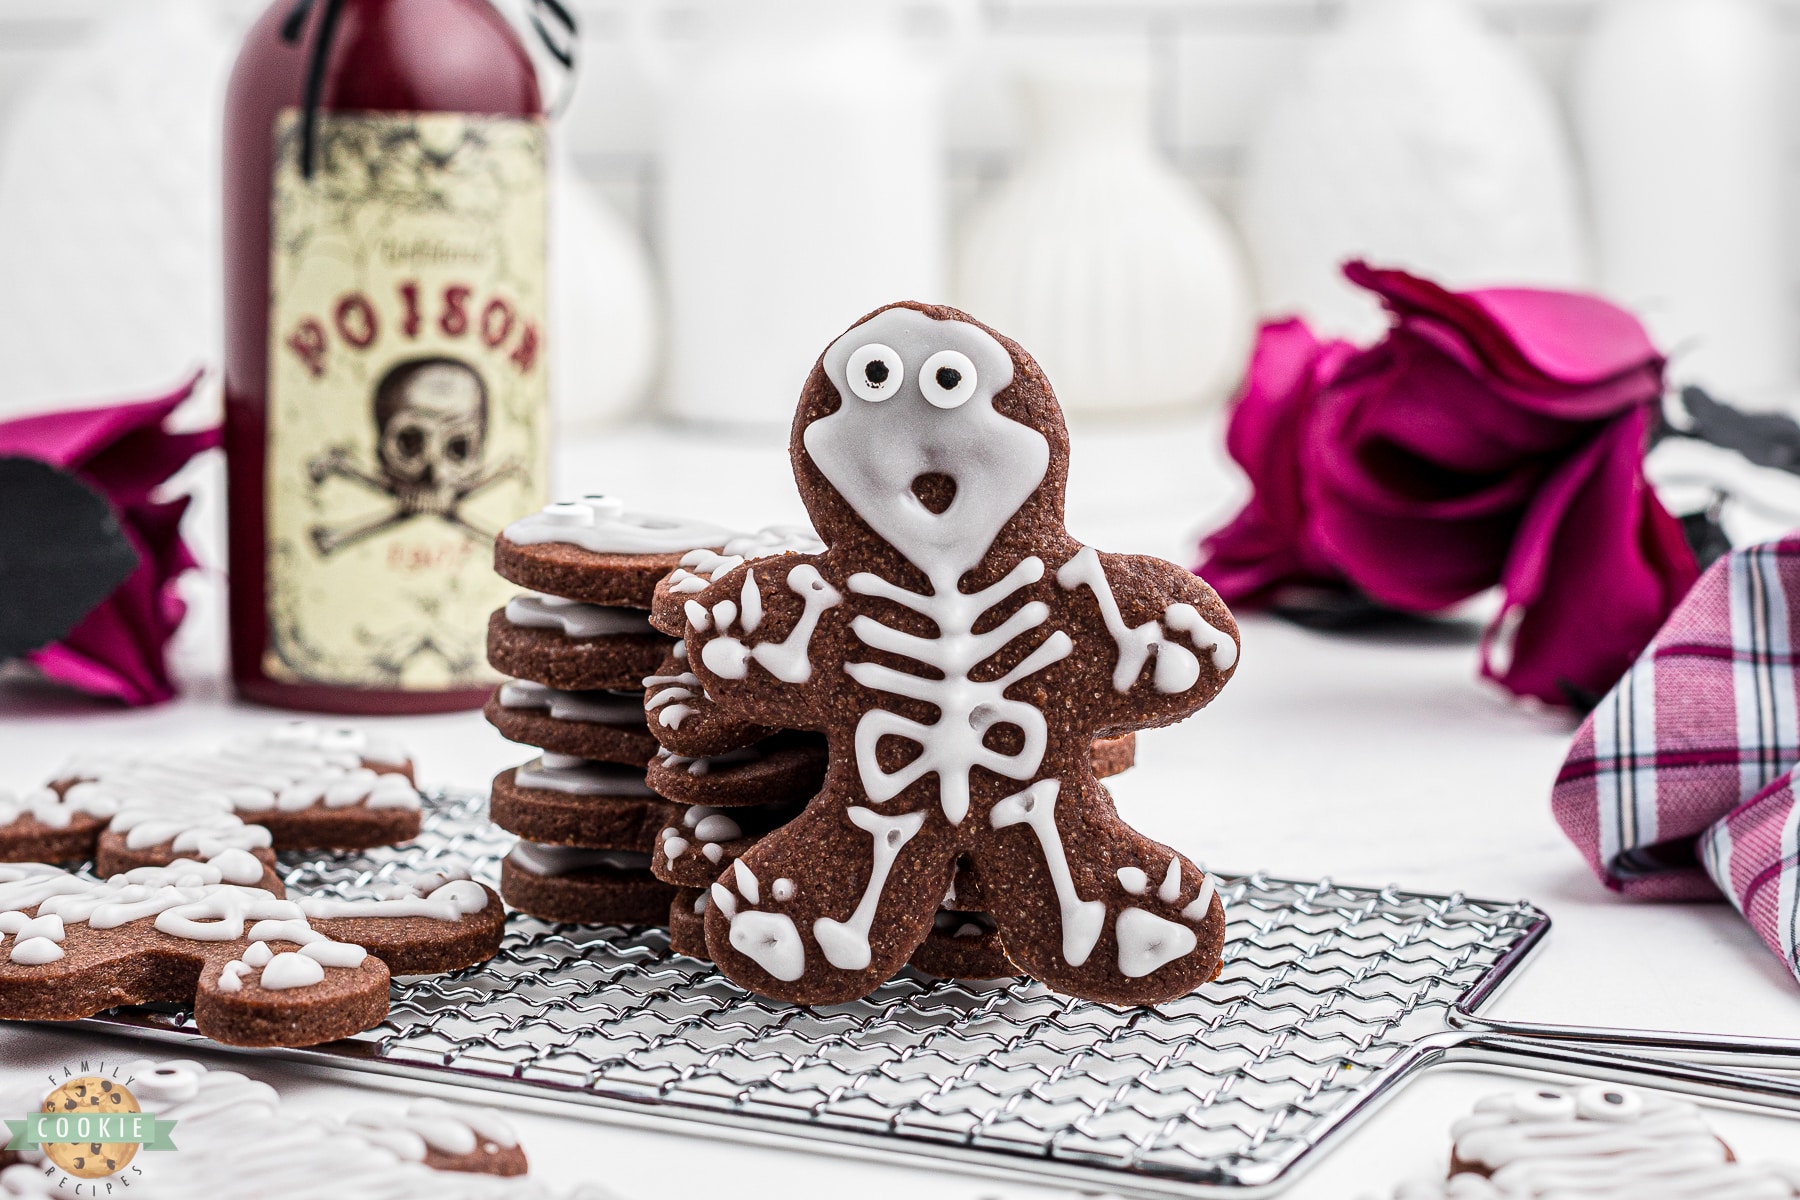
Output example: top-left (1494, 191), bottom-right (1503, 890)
top-left (682, 302), bottom-right (1240, 1005)
top-left (0, 857), bottom-right (503, 1046)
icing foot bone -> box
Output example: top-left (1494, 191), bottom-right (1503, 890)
top-left (685, 301), bottom-right (1239, 1006)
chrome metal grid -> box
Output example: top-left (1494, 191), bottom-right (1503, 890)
top-left (76, 790), bottom-right (1550, 1197)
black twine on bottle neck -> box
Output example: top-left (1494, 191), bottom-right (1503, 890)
top-left (279, 0), bottom-right (579, 181)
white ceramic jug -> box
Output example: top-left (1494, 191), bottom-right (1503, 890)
top-left (639, 0), bottom-right (969, 425)
top-left (953, 59), bottom-right (1254, 416)
top-left (1240, 0), bottom-right (1589, 340)
top-left (1575, 0), bottom-right (1791, 409)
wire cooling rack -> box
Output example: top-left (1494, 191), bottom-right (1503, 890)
top-left (72, 789), bottom-right (1556, 1197)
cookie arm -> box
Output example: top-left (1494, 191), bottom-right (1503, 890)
top-left (683, 555), bottom-right (843, 727)
top-left (1054, 549), bottom-right (1240, 731)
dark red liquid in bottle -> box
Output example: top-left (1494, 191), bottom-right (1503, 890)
top-left (223, 0), bottom-right (543, 713)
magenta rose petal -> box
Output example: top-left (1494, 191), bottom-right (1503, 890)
top-left (1199, 318), bottom-right (1352, 603)
top-left (1484, 408), bottom-right (1699, 705)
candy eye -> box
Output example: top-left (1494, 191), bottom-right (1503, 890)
top-left (919, 349), bottom-right (977, 408)
top-left (847, 343), bottom-right (903, 402)
top-left (1575, 1084), bottom-right (1644, 1121)
top-left (1509, 1088), bottom-right (1576, 1121)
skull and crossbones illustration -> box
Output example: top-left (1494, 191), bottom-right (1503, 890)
top-left (307, 356), bottom-right (525, 556)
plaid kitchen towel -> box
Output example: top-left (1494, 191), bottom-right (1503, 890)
top-left (1700, 772), bottom-right (1800, 983)
top-left (1553, 538), bottom-right (1800, 982)
top-left (1552, 538), bottom-right (1800, 900)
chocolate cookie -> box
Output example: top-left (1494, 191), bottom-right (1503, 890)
top-left (0, 855), bottom-right (502, 1047)
top-left (487, 757), bottom-right (678, 850)
top-left (643, 643), bottom-right (773, 755)
top-left (1090, 732), bottom-right (1135, 779)
top-left (486, 600), bottom-right (670, 692)
top-left (95, 828), bottom-right (285, 893)
top-left (686, 302), bottom-right (1239, 1006)
top-left (484, 681), bottom-right (659, 765)
top-left (652, 800), bottom-right (807, 888)
top-left (345, 1098), bottom-right (528, 1177)
top-left (495, 497), bottom-right (733, 608)
top-left (651, 526), bottom-right (827, 636)
top-left (909, 910), bottom-right (1016, 981)
top-left (499, 842), bottom-right (675, 925)
top-left (669, 887), bottom-right (710, 959)
top-left (644, 733), bottom-right (829, 808)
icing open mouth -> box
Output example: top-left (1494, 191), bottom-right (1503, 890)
top-left (910, 472), bottom-right (957, 515)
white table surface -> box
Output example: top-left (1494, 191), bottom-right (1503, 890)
top-left (3, 413), bottom-right (1799, 1197)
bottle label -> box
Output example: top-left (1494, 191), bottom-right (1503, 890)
top-left (263, 109), bottom-right (548, 690)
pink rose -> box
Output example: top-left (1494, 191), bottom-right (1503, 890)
top-left (1200, 263), bottom-right (1698, 706)
top-left (0, 373), bottom-right (217, 705)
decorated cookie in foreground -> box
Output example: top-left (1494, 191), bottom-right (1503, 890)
top-left (0, 1058), bottom-right (622, 1200)
top-left (684, 301), bottom-right (1239, 1005)
top-left (485, 592), bottom-right (671, 692)
top-left (651, 525), bottom-right (827, 636)
top-left (499, 841), bottom-right (675, 925)
top-left (1444, 1084), bottom-right (1800, 1196)
top-left (488, 754), bottom-right (679, 849)
top-left (0, 855), bottom-right (502, 1046)
top-left (484, 681), bottom-right (660, 766)
top-left (495, 497), bottom-right (734, 609)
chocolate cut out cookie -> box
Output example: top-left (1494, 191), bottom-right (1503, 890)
top-left (642, 643), bottom-right (772, 755)
top-left (495, 497), bottom-right (733, 609)
top-left (650, 800), bottom-right (807, 888)
top-left (686, 302), bottom-right (1240, 1005)
top-left (483, 681), bottom-right (659, 766)
top-left (485, 598), bottom-right (670, 692)
top-left (651, 526), bottom-right (827, 636)
top-left (498, 842), bottom-right (675, 926)
top-left (0, 855), bottom-right (502, 1047)
top-left (909, 910), bottom-right (1015, 981)
top-left (644, 734), bottom-right (829, 809)
top-left (487, 756), bottom-right (677, 850)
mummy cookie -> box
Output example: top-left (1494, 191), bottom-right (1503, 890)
top-left (488, 755), bottom-right (678, 850)
top-left (0, 1058), bottom-right (630, 1199)
top-left (685, 302), bottom-right (1238, 1005)
top-left (1444, 1084), bottom-right (1800, 1197)
top-left (495, 497), bottom-right (733, 608)
top-left (484, 681), bottom-right (660, 766)
top-left (644, 734), bottom-right (829, 809)
top-left (486, 594), bottom-right (671, 691)
top-left (499, 841), bottom-right (675, 925)
top-left (0, 856), bottom-right (502, 1046)
top-left (642, 643), bottom-right (772, 755)
top-left (651, 525), bottom-right (827, 636)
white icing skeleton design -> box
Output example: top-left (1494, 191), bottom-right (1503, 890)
top-left (681, 303), bottom-right (1240, 1004)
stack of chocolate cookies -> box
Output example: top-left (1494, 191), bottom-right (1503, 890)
top-left (485, 498), bottom-right (737, 925)
top-left (485, 501), bottom-right (1138, 983)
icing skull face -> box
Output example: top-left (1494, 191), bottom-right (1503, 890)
top-left (805, 307), bottom-right (1049, 584)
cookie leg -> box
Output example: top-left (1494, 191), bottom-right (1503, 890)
top-left (975, 778), bottom-right (1225, 1005)
top-left (701, 798), bottom-right (957, 1004)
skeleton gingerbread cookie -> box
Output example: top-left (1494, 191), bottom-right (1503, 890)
top-left (682, 301), bottom-right (1239, 1005)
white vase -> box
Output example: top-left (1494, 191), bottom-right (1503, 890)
top-left (1575, 0), bottom-right (1791, 409)
top-left (953, 60), bottom-right (1253, 417)
top-left (639, 0), bottom-right (967, 426)
top-left (1240, 0), bottom-right (1589, 340)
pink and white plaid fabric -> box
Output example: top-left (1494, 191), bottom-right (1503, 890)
top-left (1553, 538), bottom-right (1800, 982)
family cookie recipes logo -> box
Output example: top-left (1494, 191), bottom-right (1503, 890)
top-left (6, 1061), bottom-right (177, 1191)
